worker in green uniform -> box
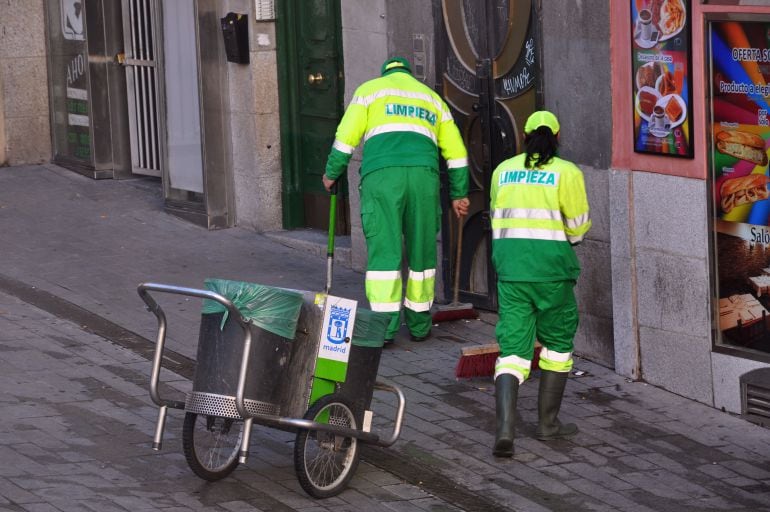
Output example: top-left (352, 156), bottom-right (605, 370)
top-left (322, 57), bottom-right (469, 344)
top-left (489, 111), bottom-right (592, 457)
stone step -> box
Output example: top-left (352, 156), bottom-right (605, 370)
top-left (263, 229), bottom-right (352, 269)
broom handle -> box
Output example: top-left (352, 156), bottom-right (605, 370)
top-left (452, 214), bottom-right (465, 304)
top-left (325, 181), bottom-right (338, 295)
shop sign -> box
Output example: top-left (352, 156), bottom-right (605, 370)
top-left (61, 0), bottom-right (85, 41)
top-left (631, 0), bottom-right (693, 158)
top-left (65, 50), bottom-right (91, 160)
top-left (709, 20), bottom-right (770, 352)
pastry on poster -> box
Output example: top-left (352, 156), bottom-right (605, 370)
top-left (659, 0), bottom-right (686, 40)
top-left (636, 61), bottom-right (664, 90)
top-left (656, 70), bottom-right (677, 95)
top-left (716, 130), bottom-right (769, 166)
top-left (663, 95), bottom-right (683, 123)
top-left (720, 174), bottom-right (770, 213)
top-left (635, 86), bottom-right (660, 120)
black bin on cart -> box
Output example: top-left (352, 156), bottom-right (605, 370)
top-left (337, 308), bottom-right (390, 425)
top-left (275, 298), bottom-right (391, 425)
top-left (186, 279), bottom-right (304, 418)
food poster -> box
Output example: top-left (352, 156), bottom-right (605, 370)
top-left (631, 0), bottom-right (692, 157)
top-left (711, 21), bottom-right (770, 351)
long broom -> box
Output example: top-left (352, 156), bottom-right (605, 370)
top-left (325, 181), bottom-right (338, 295)
top-left (455, 341), bottom-right (542, 379)
top-left (432, 213), bottom-right (478, 322)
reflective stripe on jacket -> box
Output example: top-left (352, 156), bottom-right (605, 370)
top-left (325, 69), bottom-right (469, 200)
top-left (490, 153), bottom-right (591, 282)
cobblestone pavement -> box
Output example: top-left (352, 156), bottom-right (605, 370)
top-left (0, 290), bottom-right (463, 511)
top-left (1, 164), bottom-right (770, 511)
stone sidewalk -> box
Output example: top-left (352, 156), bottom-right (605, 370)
top-left (0, 289), bottom-right (465, 511)
top-left (1, 164), bottom-right (770, 511)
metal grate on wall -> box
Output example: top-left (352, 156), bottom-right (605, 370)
top-left (126, 0), bottom-right (161, 176)
top-left (740, 368), bottom-right (770, 429)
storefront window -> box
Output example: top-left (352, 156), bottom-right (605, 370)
top-left (710, 18), bottom-right (770, 358)
top-left (46, 0), bottom-right (93, 165)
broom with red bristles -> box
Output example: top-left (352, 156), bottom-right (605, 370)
top-left (455, 340), bottom-right (542, 379)
top-left (432, 214), bottom-right (478, 322)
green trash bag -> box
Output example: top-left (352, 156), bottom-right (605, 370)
top-left (201, 278), bottom-right (304, 339)
top-left (351, 308), bottom-right (390, 348)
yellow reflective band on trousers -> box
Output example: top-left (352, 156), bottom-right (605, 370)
top-left (538, 347), bottom-right (573, 372)
top-left (365, 271), bottom-right (402, 312)
top-left (404, 268), bottom-right (435, 312)
top-left (494, 354), bottom-right (531, 383)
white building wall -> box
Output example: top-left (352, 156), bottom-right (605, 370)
top-left (340, 1), bottom-right (388, 272)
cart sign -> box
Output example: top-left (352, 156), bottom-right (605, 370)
top-left (631, 0), bottom-right (693, 158)
top-left (318, 296), bottom-right (357, 364)
top-left (709, 20), bottom-right (770, 353)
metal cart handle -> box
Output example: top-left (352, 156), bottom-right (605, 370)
top-left (137, 282), bottom-right (254, 452)
top-left (136, 283), bottom-right (406, 454)
top-left (240, 380), bottom-right (406, 447)
top-left (372, 381), bottom-right (406, 447)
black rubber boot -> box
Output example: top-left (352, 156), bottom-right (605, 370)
top-left (493, 374), bottom-right (519, 457)
top-left (536, 369), bottom-right (578, 440)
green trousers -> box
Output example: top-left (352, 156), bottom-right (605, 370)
top-left (495, 280), bottom-right (578, 382)
top-left (360, 166), bottom-right (440, 338)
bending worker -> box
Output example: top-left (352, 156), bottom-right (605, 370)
top-left (489, 111), bottom-right (591, 457)
top-left (322, 57), bottom-right (469, 344)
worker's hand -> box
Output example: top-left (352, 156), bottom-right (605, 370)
top-left (452, 198), bottom-right (470, 218)
top-left (322, 174), bottom-right (336, 192)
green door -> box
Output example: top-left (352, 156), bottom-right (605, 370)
top-left (277, 0), bottom-right (349, 233)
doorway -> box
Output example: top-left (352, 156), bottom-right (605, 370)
top-left (437, 0), bottom-right (541, 310)
top-left (122, 0), bottom-right (209, 222)
top-left (276, 0), bottom-right (348, 234)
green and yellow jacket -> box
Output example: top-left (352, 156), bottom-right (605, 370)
top-left (490, 153), bottom-right (591, 282)
top-left (325, 68), bottom-right (468, 200)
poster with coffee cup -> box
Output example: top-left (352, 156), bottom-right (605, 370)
top-left (631, 0), bottom-right (693, 158)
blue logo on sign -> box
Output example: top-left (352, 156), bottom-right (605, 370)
top-left (326, 305), bottom-right (351, 344)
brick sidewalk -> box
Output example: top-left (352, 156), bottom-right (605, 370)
top-left (0, 290), bottom-right (465, 511)
top-left (1, 164), bottom-right (770, 511)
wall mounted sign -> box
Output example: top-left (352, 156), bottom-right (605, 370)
top-left (631, 0), bottom-right (693, 158)
top-left (709, 20), bottom-right (770, 353)
top-left (61, 0), bottom-right (85, 41)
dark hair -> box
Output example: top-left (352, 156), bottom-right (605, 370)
top-left (524, 126), bottom-right (559, 169)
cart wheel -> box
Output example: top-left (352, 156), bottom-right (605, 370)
top-left (294, 394), bottom-right (360, 498)
top-left (182, 412), bottom-right (243, 481)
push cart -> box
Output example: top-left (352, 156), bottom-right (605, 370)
top-left (137, 280), bottom-right (406, 498)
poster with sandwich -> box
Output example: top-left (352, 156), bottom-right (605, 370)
top-left (710, 21), bottom-right (770, 226)
top-left (631, 0), bottom-right (692, 158)
top-left (709, 21), bottom-right (770, 349)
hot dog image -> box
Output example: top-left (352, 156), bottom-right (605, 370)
top-left (716, 130), bottom-right (768, 166)
top-left (720, 174), bottom-right (770, 213)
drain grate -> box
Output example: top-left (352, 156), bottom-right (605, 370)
top-left (740, 368), bottom-right (770, 428)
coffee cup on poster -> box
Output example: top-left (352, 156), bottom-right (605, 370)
top-left (638, 9), bottom-right (653, 41)
top-left (651, 105), bottom-right (666, 131)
